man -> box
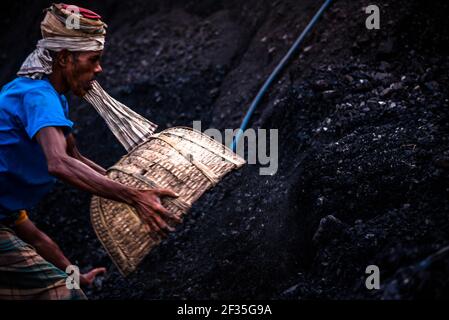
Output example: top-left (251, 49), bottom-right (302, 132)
top-left (0, 4), bottom-right (178, 300)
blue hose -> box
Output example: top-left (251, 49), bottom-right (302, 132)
top-left (230, 0), bottom-right (334, 151)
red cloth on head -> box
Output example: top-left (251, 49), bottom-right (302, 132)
top-left (60, 3), bottom-right (102, 20)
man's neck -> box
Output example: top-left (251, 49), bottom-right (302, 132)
top-left (48, 70), bottom-right (69, 94)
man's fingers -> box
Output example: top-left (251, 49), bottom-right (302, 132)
top-left (149, 190), bottom-right (182, 224)
top-left (84, 267), bottom-right (106, 284)
top-left (141, 211), bottom-right (160, 233)
top-left (152, 203), bottom-right (169, 215)
top-left (169, 214), bottom-right (182, 224)
top-left (88, 267), bottom-right (106, 278)
top-left (152, 204), bottom-right (181, 223)
top-left (144, 218), bottom-right (165, 241)
top-left (151, 212), bottom-right (175, 233)
top-left (140, 208), bottom-right (170, 237)
top-left (148, 216), bottom-right (168, 238)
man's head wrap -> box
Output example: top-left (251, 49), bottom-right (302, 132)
top-left (17, 3), bottom-right (159, 150)
top-left (17, 3), bottom-right (107, 79)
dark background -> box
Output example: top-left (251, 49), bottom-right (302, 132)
top-left (1, 0), bottom-right (449, 299)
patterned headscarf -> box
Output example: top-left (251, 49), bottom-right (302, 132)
top-left (17, 3), bottom-right (107, 79)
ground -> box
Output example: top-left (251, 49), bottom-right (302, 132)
top-left (1, 0), bottom-right (449, 299)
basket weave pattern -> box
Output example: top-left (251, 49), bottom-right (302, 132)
top-left (90, 127), bottom-right (245, 276)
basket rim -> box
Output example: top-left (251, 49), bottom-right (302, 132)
top-left (126, 126), bottom-right (246, 165)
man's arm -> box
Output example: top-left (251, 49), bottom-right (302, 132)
top-left (36, 127), bottom-right (181, 235)
top-left (66, 133), bottom-right (107, 175)
top-left (14, 219), bottom-right (105, 287)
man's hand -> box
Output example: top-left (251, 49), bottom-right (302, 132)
top-left (80, 267), bottom-right (106, 287)
top-left (132, 189), bottom-right (181, 237)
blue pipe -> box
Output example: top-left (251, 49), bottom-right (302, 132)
top-left (230, 0), bottom-right (334, 152)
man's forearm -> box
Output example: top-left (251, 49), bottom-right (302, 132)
top-left (78, 155), bottom-right (107, 175)
top-left (33, 236), bottom-right (72, 272)
top-left (48, 155), bottom-right (137, 205)
top-left (14, 221), bottom-right (72, 272)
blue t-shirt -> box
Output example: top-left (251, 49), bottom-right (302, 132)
top-left (0, 77), bottom-right (73, 220)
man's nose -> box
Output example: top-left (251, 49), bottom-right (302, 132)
top-left (94, 64), bottom-right (103, 74)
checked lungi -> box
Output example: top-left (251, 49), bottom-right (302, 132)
top-left (0, 222), bottom-right (87, 300)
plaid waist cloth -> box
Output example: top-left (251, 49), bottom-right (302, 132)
top-left (0, 224), bottom-right (87, 300)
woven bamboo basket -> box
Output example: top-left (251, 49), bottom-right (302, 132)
top-left (90, 126), bottom-right (245, 276)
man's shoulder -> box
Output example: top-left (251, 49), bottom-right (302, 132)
top-left (2, 77), bottom-right (57, 98)
top-left (17, 77), bottom-right (56, 94)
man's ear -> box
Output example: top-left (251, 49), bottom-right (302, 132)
top-left (55, 49), bottom-right (71, 68)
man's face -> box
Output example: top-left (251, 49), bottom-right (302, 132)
top-left (65, 51), bottom-right (103, 97)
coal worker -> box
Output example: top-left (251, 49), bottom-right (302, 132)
top-left (0, 3), bottom-right (178, 300)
